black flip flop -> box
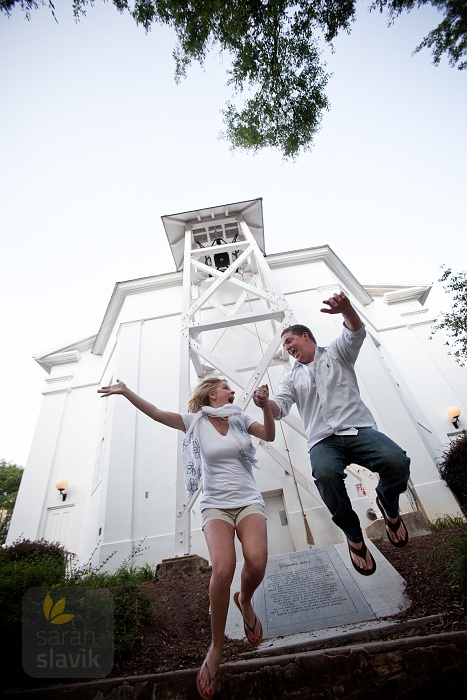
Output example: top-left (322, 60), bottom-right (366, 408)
top-left (348, 539), bottom-right (376, 576)
top-left (376, 496), bottom-right (409, 548)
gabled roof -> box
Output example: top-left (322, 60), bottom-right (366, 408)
top-left (162, 198), bottom-right (265, 272)
top-left (91, 245), bottom-right (375, 355)
top-left (266, 246), bottom-right (374, 307)
top-left (92, 271), bottom-right (182, 355)
top-left (33, 335), bottom-right (96, 373)
top-left (34, 254), bottom-right (433, 371)
top-left (364, 284), bottom-right (432, 305)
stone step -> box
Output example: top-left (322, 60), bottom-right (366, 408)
top-left (5, 628), bottom-right (467, 699)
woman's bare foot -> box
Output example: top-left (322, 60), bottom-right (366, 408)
top-left (196, 645), bottom-right (220, 699)
top-left (233, 591), bottom-right (263, 645)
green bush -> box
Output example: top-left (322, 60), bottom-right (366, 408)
top-left (62, 540), bottom-right (155, 658)
top-left (0, 539), bottom-right (68, 684)
top-left (0, 538), bottom-right (155, 686)
top-left (0, 537), bottom-right (67, 563)
top-left (64, 567), bottom-right (153, 660)
top-left (438, 431), bottom-right (467, 510)
top-left (0, 538), bottom-right (68, 626)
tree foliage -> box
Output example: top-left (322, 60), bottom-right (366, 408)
top-left (0, 459), bottom-right (23, 516)
top-left (1, 1), bottom-right (466, 157)
top-left (431, 267), bottom-right (467, 366)
top-left (373, 1), bottom-right (467, 70)
top-left (0, 459), bottom-right (23, 544)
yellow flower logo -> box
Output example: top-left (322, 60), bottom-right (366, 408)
top-left (42, 594), bottom-right (75, 625)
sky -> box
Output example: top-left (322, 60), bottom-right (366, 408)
top-left (1, 1), bottom-right (466, 466)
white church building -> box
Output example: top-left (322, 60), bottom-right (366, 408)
top-left (8, 198), bottom-right (465, 572)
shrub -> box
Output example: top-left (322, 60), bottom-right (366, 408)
top-left (0, 538), bottom-right (68, 618)
top-left (63, 567), bottom-right (153, 660)
top-left (438, 431), bottom-right (467, 510)
top-left (64, 543), bottom-right (154, 660)
top-left (0, 539), bottom-right (68, 685)
top-left (0, 539), bottom-right (155, 686)
top-left (0, 537), bottom-right (67, 563)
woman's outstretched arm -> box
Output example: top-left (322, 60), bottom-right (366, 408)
top-left (98, 380), bottom-right (186, 431)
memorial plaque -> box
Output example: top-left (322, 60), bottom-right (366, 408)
top-left (253, 547), bottom-right (375, 638)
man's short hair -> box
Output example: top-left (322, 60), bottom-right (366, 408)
top-left (281, 324), bottom-right (316, 344)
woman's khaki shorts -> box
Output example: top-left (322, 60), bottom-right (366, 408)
top-left (201, 503), bottom-right (266, 529)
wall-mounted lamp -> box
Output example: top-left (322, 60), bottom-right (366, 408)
top-left (447, 406), bottom-right (461, 429)
top-left (55, 478), bottom-right (69, 502)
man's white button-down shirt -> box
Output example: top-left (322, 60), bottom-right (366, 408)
top-left (273, 324), bottom-right (376, 451)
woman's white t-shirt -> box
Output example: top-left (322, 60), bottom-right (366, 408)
top-left (181, 412), bottom-right (265, 511)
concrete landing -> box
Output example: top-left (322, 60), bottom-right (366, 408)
top-left (366, 509), bottom-right (431, 542)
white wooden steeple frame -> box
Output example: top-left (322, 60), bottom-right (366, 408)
top-left (163, 199), bottom-right (297, 555)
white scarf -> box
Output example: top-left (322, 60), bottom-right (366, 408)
top-left (182, 404), bottom-right (258, 497)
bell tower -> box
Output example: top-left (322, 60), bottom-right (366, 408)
top-left (162, 198), bottom-right (298, 555)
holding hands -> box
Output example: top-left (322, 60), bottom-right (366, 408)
top-left (253, 384), bottom-right (269, 408)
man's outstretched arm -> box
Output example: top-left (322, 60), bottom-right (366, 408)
top-left (321, 292), bottom-right (362, 331)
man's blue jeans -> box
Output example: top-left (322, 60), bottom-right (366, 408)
top-left (309, 428), bottom-right (411, 544)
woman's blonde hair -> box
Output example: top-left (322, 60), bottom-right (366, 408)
top-left (188, 377), bottom-right (225, 413)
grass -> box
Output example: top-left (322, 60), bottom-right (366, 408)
top-left (428, 512), bottom-right (466, 531)
top-left (428, 511), bottom-right (467, 606)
